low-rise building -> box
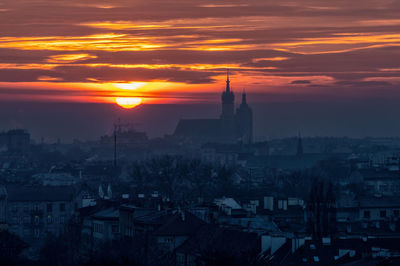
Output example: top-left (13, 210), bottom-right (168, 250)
top-left (358, 196), bottom-right (400, 221)
top-left (153, 211), bottom-right (206, 252)
top-left (90, 207), bottom-right (119, 242)
top-left (350, 169), bottom-right (400, 196)
top-left (5, 186), bottom-right (81, 242)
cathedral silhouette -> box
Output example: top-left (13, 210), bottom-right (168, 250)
top-left (174, 71), bottom-right (253, 144)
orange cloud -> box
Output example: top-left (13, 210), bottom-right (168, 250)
top-left (0, 0), bottom-right (400, 105)
top-left (47, 53), bottom-right (97, 63)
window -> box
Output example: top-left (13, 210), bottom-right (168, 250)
top-left (94, 223), bottom-right (103, 233)
top-left (47, 215), bottom-right (52, 224)
top-left (47, 203), bottom-right (52, 213)
top-left (59, 203), bottom-right (65, 212)
top-left (380, 210), bottom-right (386, 218)
top-left (60, 216), bottom-right (65, 224)
top-left (363, 210), bottom-right (370, 219)
top-left (34, 215), bottom-right (40, 225)
top-left (394, 210), bottom-right (399, 217)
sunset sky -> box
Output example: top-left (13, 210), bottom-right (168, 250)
top-left (1, 0), bottom-right (400, 107)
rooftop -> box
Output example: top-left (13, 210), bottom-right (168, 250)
top-left (154, 211), bottom-right (206, 236)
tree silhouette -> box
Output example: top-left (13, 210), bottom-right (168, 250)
top-left (307, 178), bottom-right (336, 240)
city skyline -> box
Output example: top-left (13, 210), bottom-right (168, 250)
top-left (3, 2), bottom-right (400, 265)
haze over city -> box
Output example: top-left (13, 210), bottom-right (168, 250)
top-left (1, 0), bottom-right (400, 141)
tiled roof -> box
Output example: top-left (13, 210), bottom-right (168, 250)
top-left (133, 209), bottom-right (171, 225)
top-left (176, 224), bottom-right (259, 255)
top-left (92, 208), bottom-right (119, 220)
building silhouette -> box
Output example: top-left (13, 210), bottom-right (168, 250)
top-left (235, 89), bottom-right (253, 144)
top-left (296, 132), bottom-right (303, 157)
top-left (174, 71), bottom-right (253, 144)
top-left (0, 129), bottom-right (30, 155)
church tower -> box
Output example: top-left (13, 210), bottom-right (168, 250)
top-left (296, 132), bottom-right (303, 156)
top-left (220, 70), bottom-right (235, 140)
top-left (235, 90), bottom-right (253, 143)
top-left (221, 70), bottom-right (235, 121)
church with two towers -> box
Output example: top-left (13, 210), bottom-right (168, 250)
top-left (174, 72), bottom-right (253, 144)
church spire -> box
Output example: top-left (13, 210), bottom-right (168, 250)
top-left (242, 89), bottom-right (247, 105)
top-left (226, 69), bottom-right (230, 92)
top-left (297, 131), bottom-right (303, 157)
top-left (221, 68), bottom-right (235, 133)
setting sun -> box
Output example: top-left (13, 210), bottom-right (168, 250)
top-left (115, 97), bottom-right (142, 109)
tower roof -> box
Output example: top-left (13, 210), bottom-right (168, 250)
top-left (221, 69), bottom-right (234, 104)
top-left (242, 90), bottom-right (247, 104)
top-left (226, 69), bottom-right (230, 92)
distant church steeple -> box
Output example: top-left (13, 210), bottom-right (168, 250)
top-left (173, 70), bottom-right (253, 144)
top-left (241, 89), bottom-right (247, 105)
top-left (297, 132), bottom-right (303, 156)
top-left (221, 69), bottom-right (235, 140)
top-left (235, 89), bottom-right (253, 144)
top-left (226, 69), bottom-right (231, 92)
top-left (221, 69), bottom-right (235, 119)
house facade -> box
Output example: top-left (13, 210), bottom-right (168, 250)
top-left (4, 186), bottom-right (81, 241)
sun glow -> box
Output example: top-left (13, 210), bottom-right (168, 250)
top-left (115, 97), bottom-right (142, 109)
top-left (114, 82), bottom-right (146, 90)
